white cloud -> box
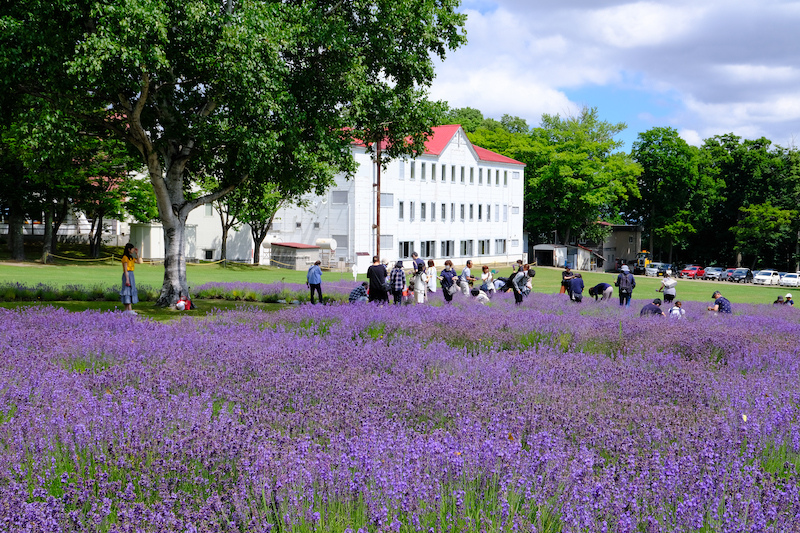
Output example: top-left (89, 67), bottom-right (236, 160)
top-left (430, 0), bottom-right (800, 145)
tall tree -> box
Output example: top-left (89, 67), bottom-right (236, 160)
top-left (730, 202), bottom-right (797, 268)
top-left (525, 107), bottom-right (641, 244)
top-left (2, 0), bottom-right (466, 305)
top-left (628, 127), bottom-right (714, 263)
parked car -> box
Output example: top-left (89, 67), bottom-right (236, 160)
top-left (679, 265), bottom-right (705, 279)
top-left (753, 269), bottom-right (781, 285)
top-left (780, 273), bottom-right (800, 287)
top-left (703, 267), bottom-right (724, 280)
top-left (720, 268), bottom-right (737, 282)
top-left (645, 262), bottom-right (662, 277)
top-left (730, 268), bottom-right (753, 283)
top-left (657, 263), bottom-right (674, 276)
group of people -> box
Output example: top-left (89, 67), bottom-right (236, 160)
top-left (773, 293), bottom-right (794, 306)
top-left (349, 255), bottom-right (535, 305)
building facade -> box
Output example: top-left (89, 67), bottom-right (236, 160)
top-left (267, 125), bottom-right (526, 272)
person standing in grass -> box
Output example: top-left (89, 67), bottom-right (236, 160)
top-left (615, 265), bottom-right (636, 307)
top-left (306, 260), bottom-right (323, 304)
top-left (121, 243), bottom-right (142, 315)
top-left (367, 256), bottom-right (389, 303)
top-left (389, 261), bottom-right (406, 305)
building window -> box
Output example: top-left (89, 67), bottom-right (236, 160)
top-left (441, 164), bottom-right (446, 182)
top-left (460, 204), bottom-right (465, 221)
top-left (410, 161), bottom-right (415, 181)
top-left (486, 205), bottom-right (491, 221)
top-left (495, 204), bottom-right (499, 222)
top-left (504, 171), bottom-right (508, 186)
top-left (451, 203), bottom-right (455, 222)
top-left (629, 236), bottom-right (634, 243)
top-left (478, 239), bottom-right (490, 255)
top-left (478, 204), bottom-right (483, 221)
top-left (398, 201), bottom-right (404, 221)
top-left (204, 249), bottom-right (214, 260)
top-left (295, 222), bottom-right (302, 228)
top-left (430, 202), bottom-right (435, 221)
top-left (398, 160), bottom-right (405, 180)
top-left (496, 170), bottom-right (500, 186)
top-left (431, 164), bottom-right (436, 181)
top-left (410, 201), bottom-right (415, 221)
top-left (511, 239), bottom-right (520, 248)
top-left (460, 240), bottom-right (473, 257)
top-left (204, 204), bottom-right (213, 217)
top-left (420, 162), bottom-right (426, 181)
top-left (451, 165), bottom-right (456, 183)
top-left (313, 222), bottom-right (320, 229)
top-left (479, 168), bottom-right (483, 185)
top-left (512, 206), bottom-right (520, 215)
top-left (512, 171), bottom-right (520, 180)
top-left (421, 202), bottom-right (426, 221)
top-left (332, 234), bottom-right (348, 250)
top-left (460, 166), bottom-right (465, 183)
top-left (470, 167), bottom-right (474, 184)
top-left (469, 204), bottom-right (474, 221)
top-left (495, 239), bottom-right (507, 254)
top-left (380, 193), bottom-right (394, 207)
top-left (441, 203), bottom-right (446, 221)
top-left (398, 241), bottom-right (414, 259)
top-left (381, 235), bottom-right (393, 249)
top-left (420, 240), bottom-right (435, 257)
top-left (503, 204), bottom-right (508, 222)
top-left (440, 240), bottom-right (455, 257)
top-left (331, 191), bottom-right (348, 204)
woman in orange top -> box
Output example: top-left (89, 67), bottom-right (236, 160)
top-left (121, 243), bottom-right (142, 315)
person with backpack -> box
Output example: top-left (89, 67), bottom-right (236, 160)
top-left (366, 256), bottom-right (389, 303)
top-left (669, 300), bottom-right (686, 319)
top-left (615, 264), bottom-right (636, 307)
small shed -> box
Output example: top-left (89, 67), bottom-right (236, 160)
top-left (532, 244), bottom-right (567, 267)
top-left (270, 242), bottom-right (321, 270)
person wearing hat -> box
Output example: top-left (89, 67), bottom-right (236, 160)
top-left (773, 295), bottom-right (785, 305)
top-left (615, 264), bottom-right (636, 307)
top-left (707, 290), bottom-right (732, 314)
top-left (306, 259), bottom-right (323, 304)
top-left (785, 293), bottom-right (794, 306)
top-left (657, 270), bottom-right (677, 303)
top-left (640, 298), bottom-right (665, 317)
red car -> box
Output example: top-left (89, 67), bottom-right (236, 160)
top-left (679, 265), bottom-right (705, 279)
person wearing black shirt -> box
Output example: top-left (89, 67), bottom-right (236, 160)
top-left (366, 256), bottom-right (389, 303)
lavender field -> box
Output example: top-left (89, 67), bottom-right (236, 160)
top-left (1, 286), bottom-right (799, 532)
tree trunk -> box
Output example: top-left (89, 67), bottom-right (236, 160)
top-left (8, 202), bottom-right (25, 261)
top-left (220, 228), bottom-right (228, 263)
top-left (41, 203), bottom-right (53, 263)
top-left (50, 200), bottom-right (69, 254)
top-left (90, 213), bottom-right (104, 258)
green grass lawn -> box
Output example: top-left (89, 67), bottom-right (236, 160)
top-left (0, 259), bottom-right (790, 307)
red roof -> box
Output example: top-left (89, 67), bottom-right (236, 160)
top-left (353, 124), bottom-right (525, 166)
top-left (423, 125), bottom-right (525, 166)
top-left (272, 242), bottom-right (320, 249)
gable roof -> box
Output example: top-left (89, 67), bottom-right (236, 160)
top-left (424, 125), bottom-right (525, 166)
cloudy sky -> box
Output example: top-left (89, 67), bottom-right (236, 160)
top-left (429, 0), bottom-right (800, 149)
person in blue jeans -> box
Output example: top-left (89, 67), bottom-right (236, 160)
top-left (306, 260), bottom-right (323, 304)
top-left (615, 265), bottom-right (636, 307)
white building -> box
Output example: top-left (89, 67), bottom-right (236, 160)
top-left (121, 125), bottom-right (526, 269)
top-left (265, 124), bottom-right (526, 272)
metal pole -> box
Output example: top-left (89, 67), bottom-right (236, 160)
top-left (375, 141), bottom-right (381, 258)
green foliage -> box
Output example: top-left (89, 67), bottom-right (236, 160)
top-left (731, 202), bottom-right (797, 262)
top-left (2, 0), bottom-right (467, 304)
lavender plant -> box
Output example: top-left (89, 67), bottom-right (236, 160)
top-left (1, 290), bottom-right (798, 532)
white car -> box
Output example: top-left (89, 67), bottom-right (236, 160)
top-left (753, 269), bottom-right (781, 285)
top-left (645, 262), bottom-right (662, 277)
top-left (780, 273), bottom-right (800, 287)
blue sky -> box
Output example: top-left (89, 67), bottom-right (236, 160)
top-left (429, 0), bottom-right (800, 150)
